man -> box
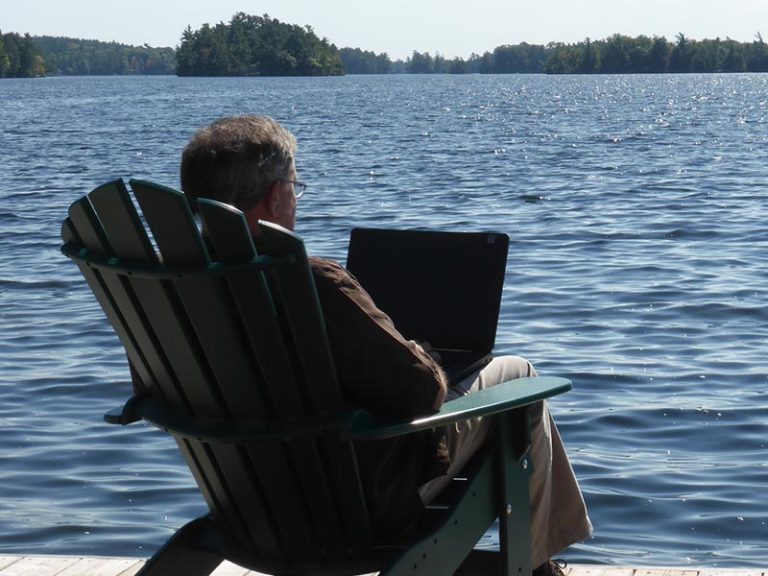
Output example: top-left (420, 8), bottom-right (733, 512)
top-left (180, 115), bottom-right (592, 575)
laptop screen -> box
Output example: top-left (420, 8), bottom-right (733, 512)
top-left (346, 228), bottom-right (509, 353)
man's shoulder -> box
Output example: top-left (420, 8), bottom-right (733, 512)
top-left (308, 256), bottom-right (382, 321)
top-left (309, 256), bottom-right (346, 276)
top-left (309, 256), bottom-right (359, 289)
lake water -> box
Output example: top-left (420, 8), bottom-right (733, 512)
top-left (0, 74), bottom-right (766, 568)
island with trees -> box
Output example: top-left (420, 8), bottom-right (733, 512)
top-left (175, 13), bottom-right (343, 76)
top-left (3, 12), bottom-right (768, 78)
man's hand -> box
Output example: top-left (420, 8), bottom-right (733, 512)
top-left (415, 341), bottom-right (443, 365)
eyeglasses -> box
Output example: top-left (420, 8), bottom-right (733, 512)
top-left (279, 179), bottom-right (307, 199)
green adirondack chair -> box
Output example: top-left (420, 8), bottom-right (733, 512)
top-left (61, 179), bottom-right (573, 576)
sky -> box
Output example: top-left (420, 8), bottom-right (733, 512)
top-left (4, 0), bottom-right (768, 60)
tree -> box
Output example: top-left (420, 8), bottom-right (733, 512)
top-left (478, 51), bottom-right (495, 73)
top-left (407, 51), bottom-right (434, 73)
top-left (722, 38), bottom-right (746, 72)
top-left (689, 38), bottom-right (724, 72)
top-left (227, 14), bottom-right (253, 74)
top-left (544, 43), bottom-right (579, 74)
top-left (175, 26), bottom-right (195, 75)
top-left (432, 53), bottom-right (447, 73)
top-left (448, 57), bottom-right (467, 74)
top-left (577, 38), bottom-right (599, 73)
top-left (493, 45), bottom-right (520, 73)
top-left (601, 34), bottom-right (632, 73)
top-left (748, 33), bottom-right (768, 71)
top-left (0, 32), bottom-right (44, 77)
top-left (670, 33), bottom-right (694, 72)
top-left (339, 47), bottom-right (391, 74)
top-left (189, 24), bottom-right (231, 76)
top-left (0, 31), bottom-right (8, 77)
top-left (627, 35), bottom-right (655, 72)
top-left (648, 36), bottom-right (671, 73)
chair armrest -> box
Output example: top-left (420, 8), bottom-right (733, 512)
top-left (104, 394), bottom-right (143, 425)
top-left (105, 394), bottom-right (354, 443)
top-left (342, 376), bottom-right (571, 441)
top-left (104, 376), bottom-right (570, 445)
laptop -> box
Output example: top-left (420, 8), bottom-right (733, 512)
top-left (346, 228), bottom-right (509, 384)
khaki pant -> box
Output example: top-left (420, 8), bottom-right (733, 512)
top-left (419, 356), bottom-right (593, 568)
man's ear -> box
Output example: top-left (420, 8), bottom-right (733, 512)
top-left (243, 183), bottom-right (281, 234)
top-left (265, 180), bottom-right (283, 216)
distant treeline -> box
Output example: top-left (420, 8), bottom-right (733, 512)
top-left (381, 34), bottom-right (768, 74)
top-left (0, 31), bottom-right (175, 77)
top-left (34, 36), bottom-right (175, 75)
top-left (543, 33), bottom-right (768, 74)
top-left (389, 44), bottom-right (549, 74)
top-left (4, 14), bottom-right (768, 78)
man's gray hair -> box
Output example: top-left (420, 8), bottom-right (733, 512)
top-left (180, 115), bottom-right (297, 211)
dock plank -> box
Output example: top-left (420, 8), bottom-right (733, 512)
top-left (635, 570), bottom-right (700, 576)
top-left (209, 561), bottom-right (254, 575)
top-left (0, 559), bottom-right (19, 572)
top-left (0, 557), bottom-right (764, 576)
top-left (53, 557), bottom-right (144, 576)
top-left (0, 555), bottom-right (80, 575)
top-left (571, 567), bottom-right (636, 576)
top-left (699, 572), bottom-right (766, 576)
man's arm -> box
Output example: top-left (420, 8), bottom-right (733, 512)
top-left (311, 258), bottom-right (448, 418)
top-left (409, 340), bottom-right (448, 411)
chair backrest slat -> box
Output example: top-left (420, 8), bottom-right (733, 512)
top-left (87, 181), bottom-right (217, 412)
top-left (88, 180), bottom-right (156, 261)
top-left (65, 189), bottom-right (173, 401)
top-left (257, 223), bottom-right (343, 414)
top-left (61, 214), bottom-right (150, 396)
top-left (197, 200), bottom-right (305, 417)
top-left (255, 222), bottom-right (376, 555)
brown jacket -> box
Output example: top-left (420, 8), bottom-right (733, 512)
top-left (310, 257), bottom-right (449, 536)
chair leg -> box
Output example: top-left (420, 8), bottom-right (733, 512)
top-left (381, 450), bottom-right (498, 576)
top-left (135, 515), bottom-right (224, 576)
top-left (496, 410), bottom-right (533, 576)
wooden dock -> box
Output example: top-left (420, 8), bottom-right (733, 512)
top-left (0, 556), bottom-right (763, 576)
